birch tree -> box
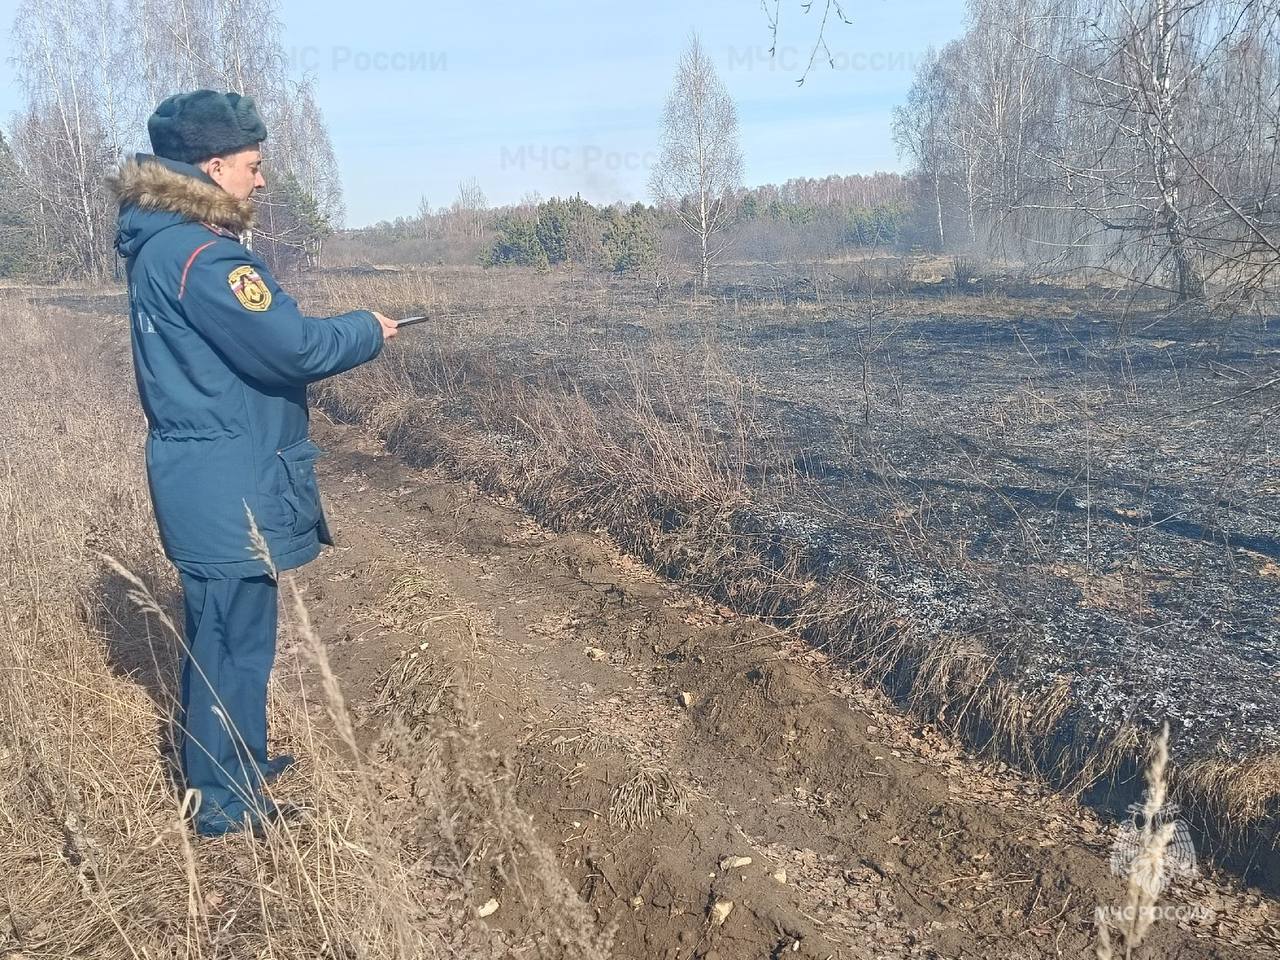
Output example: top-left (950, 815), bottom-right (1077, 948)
top-left (650, 33), bottom-right (743, 287)
top-left (893, 48), bottom-right (951, 249)
top-left (11, 0), bottom-right (127, 279)
top-left (10, 0), bottom-right (345, 276)
top-left (452, 178), bottom-right (488, 241)
top-left (896, 0), bottom-right (1280, 304)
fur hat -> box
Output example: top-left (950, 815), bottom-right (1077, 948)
top-left (148, 90), bottom-right (268, 164)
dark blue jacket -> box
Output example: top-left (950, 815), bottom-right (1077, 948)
top-left (110, 154), bottom-right (382, 579)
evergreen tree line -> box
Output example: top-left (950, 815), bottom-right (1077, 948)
top-left (734, 177), bottom-right (913, 250)
top-left (485, 197), bottom-right (661, 272)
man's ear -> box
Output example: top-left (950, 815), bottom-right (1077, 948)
top-left (199, 157), bottom-right (225, 183)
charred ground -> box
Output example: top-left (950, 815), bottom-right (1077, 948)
top-left (304, 262), bottom-right (1280, 884)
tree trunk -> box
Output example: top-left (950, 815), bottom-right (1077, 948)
top-left (699, 187), bottom-right (710, 287)
top-left (933, 170), bottom-right (946, 249)
top-left (1152, 0), bottom-right (1203, 301)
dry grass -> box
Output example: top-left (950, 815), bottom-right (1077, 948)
top-left (375, 570), bottom-right (466, 638)
top-left (0, 296), bottom-right (609, 959)
top-left (1095, 724), bottom-right (1179, 959)
top-left (1180, 754), bottom-right (1280, 842)
top-left (607, 765), bottom-right (688, 832)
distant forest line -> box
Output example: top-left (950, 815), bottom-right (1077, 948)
top-left (328, 172), bottom-right (920, 277)
top-left (9, 0), bottom-right (1280, 309)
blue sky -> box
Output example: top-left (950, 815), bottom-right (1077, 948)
top-left (0, 1), bottom-right (967, 226)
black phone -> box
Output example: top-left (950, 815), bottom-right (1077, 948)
top-left (396, 315), bottom-right (429, 328)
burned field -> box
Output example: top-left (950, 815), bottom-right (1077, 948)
top-left (309, 267), bottom-right (1279, 880)
top-left (717, 302), bottom-right (1280, 801)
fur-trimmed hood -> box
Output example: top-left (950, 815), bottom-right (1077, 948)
top-left (109, 154), bottom-right (254, 258)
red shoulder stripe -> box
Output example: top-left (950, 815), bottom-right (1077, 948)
top-left (179, 240), bottom-right (218, 299)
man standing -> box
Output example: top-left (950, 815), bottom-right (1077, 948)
top-left (109, 90), bottom-right (396, 836)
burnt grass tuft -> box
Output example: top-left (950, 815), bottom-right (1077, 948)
top-left (307, 264), bottom-right (1280, 887)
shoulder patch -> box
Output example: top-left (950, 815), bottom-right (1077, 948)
top-left (228, 265), bottom-right (272, 311)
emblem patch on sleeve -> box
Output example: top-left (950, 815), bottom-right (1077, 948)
top-left (228, 265), bottom-right (272, 311)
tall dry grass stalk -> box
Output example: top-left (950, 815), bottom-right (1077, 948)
top-left (1095, 722), bottom-right (1178, 959)
top-left (0, 295), bottom-right (607, 959)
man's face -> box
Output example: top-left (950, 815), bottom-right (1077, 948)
top-left (202, 146), bottom-right (266, 201)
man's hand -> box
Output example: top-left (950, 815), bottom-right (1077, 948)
top-left (372, 311), bottom-right (398, 341)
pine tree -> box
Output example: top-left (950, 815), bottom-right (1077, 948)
top-left (485, 215), bottom-right (548, 268)
top-left (603, 203), bottom-right (659, 273)
top-left (254, 173), bottom-right (332, 274)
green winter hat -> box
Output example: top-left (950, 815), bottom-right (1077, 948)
top-left (148, 90), bottom-right (267, 164)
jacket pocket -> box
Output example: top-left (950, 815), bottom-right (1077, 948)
top-left (277, 437), bottom-right (324, 536)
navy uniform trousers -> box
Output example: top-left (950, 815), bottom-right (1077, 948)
top-left (177, 572), bottom-right (279, 835)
